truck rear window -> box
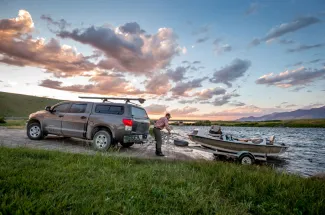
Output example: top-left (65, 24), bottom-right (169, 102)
top-left (131, 107), bottom-right (148, 118)
top-left (95, 105), bottom-right (124, 115)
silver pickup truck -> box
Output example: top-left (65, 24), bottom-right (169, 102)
top-left (26, 98), bottom-right (150, 151)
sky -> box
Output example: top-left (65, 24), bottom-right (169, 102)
top-left (0, 0), bottom-right (324, 120)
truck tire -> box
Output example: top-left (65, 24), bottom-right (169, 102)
top-left (120, 142), bottom-right (134, 148)
top-left (92, 130), bottom-right (112, 151)
top-left (27, 122), bottom-right (44, 140)
top-left (239, 154), bottom-right (255, 165)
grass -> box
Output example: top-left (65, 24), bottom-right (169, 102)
top-left (0, 91), bottom-right (61, 117)
top-left (0, 119), bottom-right (26, 129)
top-left (171, 119), bottom-right (325, 128)
top-left (0, 147), bottom-right (324, 214)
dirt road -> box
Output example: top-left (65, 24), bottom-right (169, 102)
top-left (0, 127), bottom-right (214, 161)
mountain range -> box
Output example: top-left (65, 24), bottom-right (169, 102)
top-left (237, 106), bottom-right (325, 121)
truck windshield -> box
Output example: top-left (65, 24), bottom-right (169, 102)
top-left (131, 107), bottom-right (148, 118)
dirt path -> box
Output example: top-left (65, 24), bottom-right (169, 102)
top-left (0, 127), bottom-right (214, 161)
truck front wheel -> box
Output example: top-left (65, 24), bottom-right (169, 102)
top-left (27, 122), bottom-right (44, 140)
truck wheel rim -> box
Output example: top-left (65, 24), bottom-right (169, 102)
top-left (241, 157), bottom-right (252, 165)
top-left (30, 126), bottom-right (40, 137)
top-left (96, 134), bottom-right (108, 148)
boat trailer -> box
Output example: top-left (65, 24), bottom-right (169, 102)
top-left (189, 144), bottom-right (268, 165)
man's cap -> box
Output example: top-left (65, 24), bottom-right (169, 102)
top-left (166, 113), bottom-right (171, 118)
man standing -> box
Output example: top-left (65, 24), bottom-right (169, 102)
top-left (153, 113), bottom-right (171, 156)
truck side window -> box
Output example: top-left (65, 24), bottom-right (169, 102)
top-left (52, 103), bottom-right (70, 113)
top-left (69, 104), bottom-right (87, 113)
top-left (95, 105), bottom-right (124, 115)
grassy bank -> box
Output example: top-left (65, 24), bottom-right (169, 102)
top-left (0, 91), bottom-right (61, 117)
top-left (170, 119), bottom-right (325, 128)
top-left (0, 147), bottom-right (324, 214)
top-left (0, 119), bottom-right (26, 129)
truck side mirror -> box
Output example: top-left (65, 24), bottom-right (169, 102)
top-left (45, 106), bottom-right (51, 112)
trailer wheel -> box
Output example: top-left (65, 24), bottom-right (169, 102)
top-left (239, 154), bottom-right (255, 165)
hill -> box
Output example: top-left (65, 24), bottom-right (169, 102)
top-left (238, 106), bottom-right (325, 121)
top-left (0, 92), bottom-right (61, 117)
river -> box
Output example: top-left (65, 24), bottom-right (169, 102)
top-left (172, 126), bottom-right (325, 177)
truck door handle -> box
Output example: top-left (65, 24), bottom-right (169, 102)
top-left (81, 116), bottom-right (87, 119)
top-left (58, 114), bottom-right (64, 118)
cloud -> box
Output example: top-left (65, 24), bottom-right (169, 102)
top-left (118, 22), bottom-right (144, 34)
top-left (264, 16), bottom-right (320, 41)
top-left (145, 104), bottom-right (168, 115)
top-left (144, 73), bottom-right (171, 95)
top-left (210, 59), bottom-right (251, 87)
top-left (290, 86), bottom-right (305, 92)
top-left (192, 61), bottom-right (201, 64)
top-left (193, 87), bottom-right (226, 99)
top-left (256, 67), bottom-right (325, 88)
top-left (56, 22), bottom-right (180, 75)
top-left (309, 59), bottom-right (323, 64)
top-left (0, 10), bottom-right (97, 77)
top-left (285, 104), bottom-right (297, 108)
top-left (245, 3), bottom-right (259, 15)
top-left (307, 90), bottom-right (312, 93)
top-left (196, 36), bottom-right (209, 43)
top-left (229, 101), bottom-right (246, 106)
top-left (279, 39), bottom-right (295, 45)
top-left (169, 106), bottom-right (199, 115)
top-left (178, 99), bottom-right (196, 104)
top-left (192, 25), bottom-right (209, 35)
top-left (302, 103), bottom-right (324, 110)
top-left (250, 16), bottom-right (320, 46)
top-left (287, 44), bottom-right (324, 53)
top-left (293, 61), bottom-right (303, 66)
top-left (212, 93), bottom-right (240, 106)
top-left (182, 60), bottom-right (190, 64)
top-left (39, 75), bottom-right (143, 96)
top-left (166, 66), bottom-right (187, 82)
top-left (0, 10), bottom-right (34, 35)
top-left (249, 38), bottom-right (261, 47)
top-left (171, 77), bottom-right (208, 96)
top-left (40, 14), bottom-right (69, 31)
top-left (214, 44), bottom-right (232, 54)
top-left (201, 105), bottom-right (288, 117)
top-left (281, 102), bottom-right (288, 105)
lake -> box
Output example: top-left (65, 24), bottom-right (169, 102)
top-left (172, 126), bottom-right (325, 177)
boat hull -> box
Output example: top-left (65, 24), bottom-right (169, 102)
top-left (189, 134), bottom-right (288, 156)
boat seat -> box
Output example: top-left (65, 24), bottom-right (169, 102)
top-left (251, 139), bottom-right (263, 144)
top-left (269, 135), bottom-right (275, 145)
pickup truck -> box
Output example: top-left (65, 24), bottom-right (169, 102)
top-left (26, 99), bottom-right (150, 151)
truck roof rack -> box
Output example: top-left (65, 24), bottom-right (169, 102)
top-left (78, 96), bottom-right (146, 104)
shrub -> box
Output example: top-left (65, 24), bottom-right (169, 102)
top-left (0, 116), bottom-right (6, 124)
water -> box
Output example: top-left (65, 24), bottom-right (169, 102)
top-left (172, 126), bottom-right (325, 177)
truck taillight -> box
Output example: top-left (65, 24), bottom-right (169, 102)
top-left (122, 119), bottom-right (133, 126)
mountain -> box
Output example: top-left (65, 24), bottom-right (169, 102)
top-left (237, 106), bottom-right (325, 121)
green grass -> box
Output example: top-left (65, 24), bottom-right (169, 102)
top-left (0, 92), bottom-right (61, 117)
top-left (171, 119), bottom-right (325, 128)
top-left (0, 147), bottom-right (324, 214)
top-left (0, 119), bottom-right (26, 129)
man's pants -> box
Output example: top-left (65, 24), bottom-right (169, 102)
top-left (153, 127), bottom-right (162, 153)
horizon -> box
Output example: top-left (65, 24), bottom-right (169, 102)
top-left (1, 0), bottom-right (325, 120)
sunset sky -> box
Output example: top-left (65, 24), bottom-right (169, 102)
top-left (0, 0), bottom-right (324, 120)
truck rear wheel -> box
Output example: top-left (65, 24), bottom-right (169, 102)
top-left (27, 122), bottom-right (44, 140)
top-left (92, 130), bottom-right (112, 151)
